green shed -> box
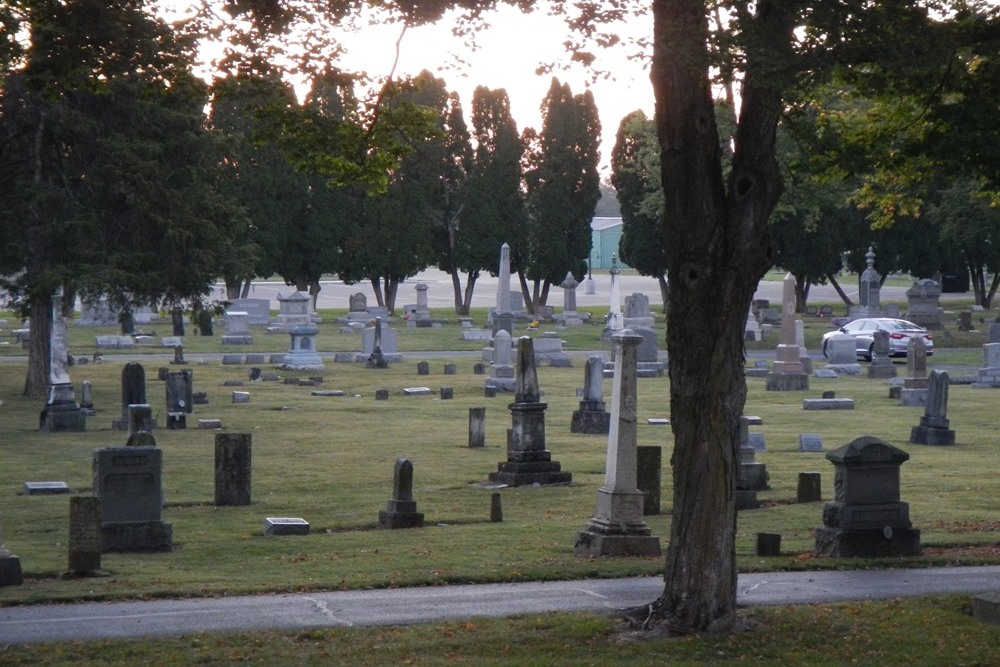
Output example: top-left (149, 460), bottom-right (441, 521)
top-left (589, 217), bottom-right (629, 270)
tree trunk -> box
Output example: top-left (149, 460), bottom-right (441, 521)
top-left (369, 277), bottom-right (385, 308)
top-left (657, 275), bottom-right (669, 314)
top-left (240, 278), bottom-right (252, 299)
top-left (539, 280), bottom-right (551, 308)
top-left (23, 294), bottom-right (51, 398)
top-left (969, 262), bottom-right (987, 309)
top-left (462, 271), bottom-right (479, 316)
top-left (516, 271), bottom-right (535, 314)
top-left (449, 268), bottom-right (464, 314)
top-left (641, 0), bottom-right (787, 634)
top-left (794, 274), bottom-right (810, 312)
top-left (224, 278), bottom-right (241, 301)
top-left (986, 272), bottom-right (1000, 310)
top-left (825, 273), bottom-right (854, 307)
top-left (308, 281), bottom-right (322, 312)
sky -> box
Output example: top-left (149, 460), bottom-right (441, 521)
top-left (160, 2), bottom-right (656, 177)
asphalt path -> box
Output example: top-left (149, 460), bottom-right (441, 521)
top-left (3, 566), bottom-right (1000, 645)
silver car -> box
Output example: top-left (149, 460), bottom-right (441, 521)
top-left (821, 318), bottom-right (934, 361)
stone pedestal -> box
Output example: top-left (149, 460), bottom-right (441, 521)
top-left (909, 370), bottom-right (955, 446)
top-left (281, 324), bottom-right (324, 371)
top-left (570, 356), bottom-right (611, 434)
top-left (766, 272), bottom-right (809, 391)
top-left (814, 436), bottom-right (921, 557)
top-left (40, 383), bottom-right (86, 432)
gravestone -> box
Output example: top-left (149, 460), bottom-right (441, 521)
top-left (264, 518), bottom-right (309, 536)
top-left (23, 481), bottom-right (70, 495)
top-left (489, 337), bottom-right (572, 486)
top-left (377, 458), bottom-right (424, 529)
top-left (443, 363), bottom-right (456, 375)
top-left (909, 370), bottom-right (956, 445)
top-left (558, 272), bottom-right (583, 326)
top-left (215, 433), bottom-right (251, 506)
top-left (92, 446), bottom-right (172, 551)
top-left (196, 310), bottom-right (213, 336)
top-left (417, 361), bottom-right (430, 375)
top-left (814, 435), bottom-right (921, 557)
top-left (867, 329), bottom-right (897, 379)
top-left (570, 356), bottom-right (611, 434)
top-left (976, 343), bottom-right (1000, 388)
top-left (67, 496), bottom-right (102, 575)
top-left (366, 317), bottom-right (390, 368)
top-left (414, 283), bottom-right (430, 321)
top-left (825, 334), bottom-right (862, 375)
top-left (745, 308), bottom-right (762, 342)
top-left (112, 363), bottom-right (151, 431)
top-left (905, 279), bottom-right (943, 328)
top-left (170, 344), bottom-right (187, 366)
top-left (40, 289), bottom-right (86, 432)
top-left (636, 445), bottom-right (661, 515)
top-left (468, 407), bottom-right (486, 448)
top-left (900, 335), bottom-right (930, 406)
top-left (738, 417), bottom-right (769, 501)
top-left (127, 404), bottom-right (154, 436)
top-left (623, 292), bottom-right (654, 328)
top-left (574, 329), bottom-right (661, 557)
top-left (850, 247), bottom-right (882, 318)
top-left (229, 298), bottom-right (270, 326)
top-left (490, 243), bottom-right (515, 336)
top-left (766, 272), bottom-right (809, 391)
top-left (756, 533), bottom-right (782, 557)
top-left (631, 326), bottom-right (665, 377)
top-left (797, 472), bottom-right (822, 503)
top-left (799, 434), bottom-right (824, 452)
top-left (222, 311), bottom-right (253, 345)
top-left (275, 291), bottom-right (312, 331)
top-left (165, 370), bottom-right (193, 417)
top-left (375, 389), bottom-right (389, 401)
top-left (280, 324), bottom-right (324, 371)
top-left (360, 317), bottom-right (400, 363)
top-left (486, 329), bottom-right (515, 393)
top-left (959, 311), bottom-right (973, 331)
top-left (490, 493), bottom-right (503, 522)
top-left (347, 292), bottom-right (369, 322)
top-left (605, 255), bottom-right (624, 333)
top-left (77, 299), bottom-right (117, 327)
top-left (439, 387), bottom-right (454, 400)
top-left (170, 306), bottom-right (185, 337)
top-left (0, 530), bottom-right (23, 586)
top-left (232, 391), bottom-right (250, 404)
top-left (80, 380), bottom-right (96, 416)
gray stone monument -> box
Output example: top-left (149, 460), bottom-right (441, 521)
top-left (229, 298), bottom-right (270, 325)
top-left (851, 246), bottom-right (881, 318)
top-left (215, 433), bottom-right (251, 506)
top-left (469, 408), bottom-right (486, 448)
top-left (491, 243), bottom-right (515, 336)
top-left (867, 329), bottom-right (897, 379)
top-left (112, 362), bottom-right (151, 431)
top-left (574, 329), bottom-right (661, 557)
top-left (347, 292), bottom-right (369, 322)
top-left (367, 317), bottom-right (389, 368)
top-left (80, 380), bottom-right (96, 417)
top-left (909, 370), bottom-right (955, 445)
top-left (636, 445), bottom-right (661, 515)
top-left (414, 283), bottom-right (430, 321)
top-left (67, 496), bottom-right (102, 575)
top-left (280, 324), bottom-right (324, 371)
top-left (40, 290), bottom-right (86, 432)
top-left (559, 272), bottom-right (583, 326)
top-left (486, 329), bottom-right (515, 392)
top-left (976, 343), bottom-right (1000, 388)
top-left (900, 336), bottom-right (929, 406)
top-left (814, 436), bottom-right (921, 557)
top-left (605, 255), bottom-right (624, 332)
top-left (165, 370), bottom-right (194, 416)
top-left (905, 279), bottom-right (942, 328)
top-left (766, 272), bottom-right (809, 391)
top-left (570, 355), bottom-right (611, 434)
top-left (489, 337), bottom-right (571, 486)
top-left (92, 446), bottom-right (172, 551)
top-left (275, 291), bottom-right (312, 331)
top-left (825, 334), bottom-right (862, 375)
top-left (0, 517), bottom-right (23, 586)
top-left (623, 293), bottom-right (654, 328)
top-left (377, 458), bottom-right (424, 529)
top-left (738, 416), bottom-right (769, 495)
top-left (221, 311), bottom-right (253, 345)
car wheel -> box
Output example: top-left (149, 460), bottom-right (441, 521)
top-left (864, 343), bottom-right (874, 362)
top-left (822, 340), bottom-right (829, 358)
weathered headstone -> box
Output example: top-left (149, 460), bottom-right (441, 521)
top-left (414, 283), bottom-right (430, 321)
top-left (756, 533), bottom-right (782, 557)
top-left (559, 272), bottom-right (583, 326)
top-left (489, 337), bottom-right (571, 486)
top-left (264, 518), bottom-right (309, 536)
top-left (127, 403), bottom-right (154, 436)
top-left (799, 434), bottom-right (824, 452)
top-left (976, 342), bottom-right (1000, 388)
top-left (443, 363), bottom-right (456, 375)
top-left (850, 247), bottom-right (882, 318)
top-left (814, 435), bottom-right (921, 557)
top-left (229, 298), bottom-right (270, 325)
top-left (221, 311), bottom-right (253, 345)
top-left (196, 310), bottom-right (213, 336)
top-left (766, 272), bottom-right (809, 391)
top-left (67, 496), bottom-right (102, 575)
top-left (486, 329), bottom-right (515, 393)
top-left (165, 369), bottom-right (193, 416)
top-left (905, 279), bottom-right (942, 328)
top-left (825, 334), bottom-right (862, 375)
top-left (367, 317), bottom-right (389, 368)
top-left (215, 433), bottom-right (251, 506)
top-left (605, 255), bottom-right (624, 332)
top-left (623, 292), bottom-right (654, 328)
top-left (92, 446), bottom-right (172, 552)
top-left (417, 361), bottom-right (430, 376)
top-left (40, 289), bottom-right (86, 432)
top-left (570, 356), bottom-right (611, 434)
top-left (797, 472), bottom-right (822, 503)
top-left (900, 335), bottom-right (930, 406)
top-left (347, 292), bottom-right (368, 321)
top-left (170, 344), bottom-right (187, 366)
top-left (0, 520), bottom-right (23, 586)
top-left (377, 459), bottom-right (424, 529)
top-left (375, 389), bottom-right (389, 401)
top-left (112, 362), bottom-right (150, 431)
top-left (909, 370), bottom-right (956, 445)
top-left (170, 306), bottom-right (185, 337)
top-left (280, 324), bottom-right (324, 371)
top-left (80, 380), bottom-right (96, 416)
top-left (468, 407), bottom-right (486, 448)
top-left (574, 329), bottom-right (661, 557)
top-left (867, 329), bottom-right (897, 379)
top-left (275, 291), bottom-right (313, 331)
top-left (490, 243), bottom-right (515, 336)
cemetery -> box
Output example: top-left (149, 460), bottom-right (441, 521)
top-left (1, 283), bottom-right (999, 661)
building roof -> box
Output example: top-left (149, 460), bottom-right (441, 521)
top-left (591, 216), bottom-right (623, 231)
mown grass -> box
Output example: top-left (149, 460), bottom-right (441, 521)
top-left (1, 597), bottom-right (998, 665)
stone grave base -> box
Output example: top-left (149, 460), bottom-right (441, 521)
top-left (735, 490), bottom-right (759, 510)
top-left (636, 362), bottom-right (666, 378)
top-left (803, 398), bottom-right (855, 410)
top-left (867, 363), bottom-right (897, 379)
top-left (972, 593), bottom-right (1000, 626)
top-left (570, 409), bottom-right (611, 434)
top-left (353, 352), bottom-right (403, 363)
top-left (574, 520), bottom-right (661, 557)
top-left (765, 372), bottom-right (809, 391)
top-left (824, 364), bottom-right (862, 376)
top-left (378, 510), bottom-right (424, 529)
top-left (40, 405), bottom-right (86, 432)
top-left (814, 526), bottom-right (921, 557)
top-left (112, 418), bottom-right (157, 432)
top-left (485, 378), bottom-right (516, 393)
top-left (68, 549), bottom-right (102, 575)
top-left (909, 425), bottom-right (956, 446)
top-left (489, 460), bottom-right (572, 487)
top-left (101, 521), bottom-right (173, 552)
top-left (221, 336), bottom-right (253, 345)
top-left (900, 387), bottom-right (929, 406)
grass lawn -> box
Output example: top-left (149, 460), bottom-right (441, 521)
top-left (0, 302), bottom-right (998, 663)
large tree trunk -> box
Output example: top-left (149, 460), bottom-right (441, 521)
top-left (516, 271), bottom-right (535, 314)
top-left (462, 271), bottom-right (479, 315)
top-left (369, 277), bottom-right (385, 307)
top-left (657, 275), bottom-right (669, 314)
top-left (642, 0), bottom-right (787, 634)
top-left (23, 294), bottom-right (51, 398)
top-left (449, 268), bottom-right (464, 314)
top-left (794, 274), bottom-right (811, 312)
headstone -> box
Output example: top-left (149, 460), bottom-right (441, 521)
top-left (574, 329), bottom-right (661, 557)
top-left (636, 445), bottom-right (661, 515)
top-left (222, 311), bottom-right (253, 345)
top-left (126, 404), bottom-right (154, 436)
top-left (989, 323), bottom-right (1000, 345)
top-left (901, 335), bottom-right (930, 406)
top-left (170, 306), bottom-right (185, 337)
top-left (958, 311), bottom-right (973, 331)
top-left (490, 243), bottom-right (515, 336)
top-left (0, 525), bottom-right (23, 585)
top-left (976, 342), bottom-right (1000, 388)
top-left (486, 330), bottom-right (515, 393)
top-left (229, 298), bottom-right (270, 325)
top-left (264, 518), bottom-right (309, 536)
top-left (77, 299), bottom-right (117, 326)
top-left (215, 433), bottom-right (251, 506)
top-left (414, 283), bottom-right (430, 321)
top-left (401, 387), bottom-right (432, 396)
top-left (799, 434), bottom-right (824, 452)
top-left (559, 272), bottom-right (583, 326)
top-left (490, 493), bottom-right (503, 522)
top-left (168, 344), bottom-right (187, 366)
top-left (232, 391), bottom-right (250, 404)
top-left (196, 310), bottom-right (213, 336)
top-left (67, 496), bottom-right (102, 575)
top-left (469, 407), bottom-right (486, 448)
top-left (40, 289), bottom-right (86, 432)
top-left (443, 363), bottom-right (456, 375)
top-left (745, 308), bottom-right (762, 342)
top-left (80, 380), bottom-right (96, 416)
top-left (814, 435), bottom-right (921, 557)
top-left (867, 329), bottom-right (897, 379)
top-left (489, 337), bottom-right (571, 486)
top-left (165, 370), bottom-right (194, 415)
top-left (631, 326), bottom-right (665, 377)
top-left (112, 362), bottom-right (150, 431)
top-left (909, 370), bottom-right (956, 445)
top-left (92, 446), bottom-right (172, 551)
top-left (797, 472), bottom-right (822, 503)
top-left (417, 361), bottom-right (430, 376)
top-left (193, 391), bottom-right (208, 405)
top-left (623, 292), bottom-right (654, 328)
top-left (274, 291), bottom-right (313, 331)
top-left (366, 317), bottom-right (389, 368)
top-left (748, 433), bottom-right (766, 451)
top-left (570, 356), bottom-right (612, 434)
top-left (23, 481), bottom-right (70, 495)
top-left (850, 247), bottom-right (881, 318)
top-left (972, 593), bottom-right (1000, 626)
top-left (377, 458), bottom-right (424, 529)
top-left (824, 334), bottom-right (862, 375)
top-left (375, 389), bottom-right (389, 401)
top-left (803, 398), bottom-right (855, 410)
top-left (348, 292), bottom-right (368, 320)
top-left (766, 273), bottom-right (809, 391)
top-left (439, 386), bottom-right (454, 400)
top-left (905, 279), bottom-right (943, 328)
top-left (280, 324), bottom-right (324, 371)
top-left (198, 418), bottom-right (222, 429)
top-left (755, 533), bottom-right (782, 557)
top-left (738, 416), bottom-right (769, 496)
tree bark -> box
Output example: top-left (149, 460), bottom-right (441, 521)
top-left (462, 271), bottom-right (479, 315)
top-left (449, 269), bottom-right (464, 314)
top-left (369, 277), bottom-right (385, 308)
top-left (23, 294), bottom-right (50, 398)
top-left (643, 0), bottom-right (787, 634)
top-left (516, 271), bottom-right (535, 314)
top-left (657, 275), bottom-right (669, 314)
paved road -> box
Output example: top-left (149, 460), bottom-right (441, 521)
top-left (3, 566), bottom-right (1000, 645)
